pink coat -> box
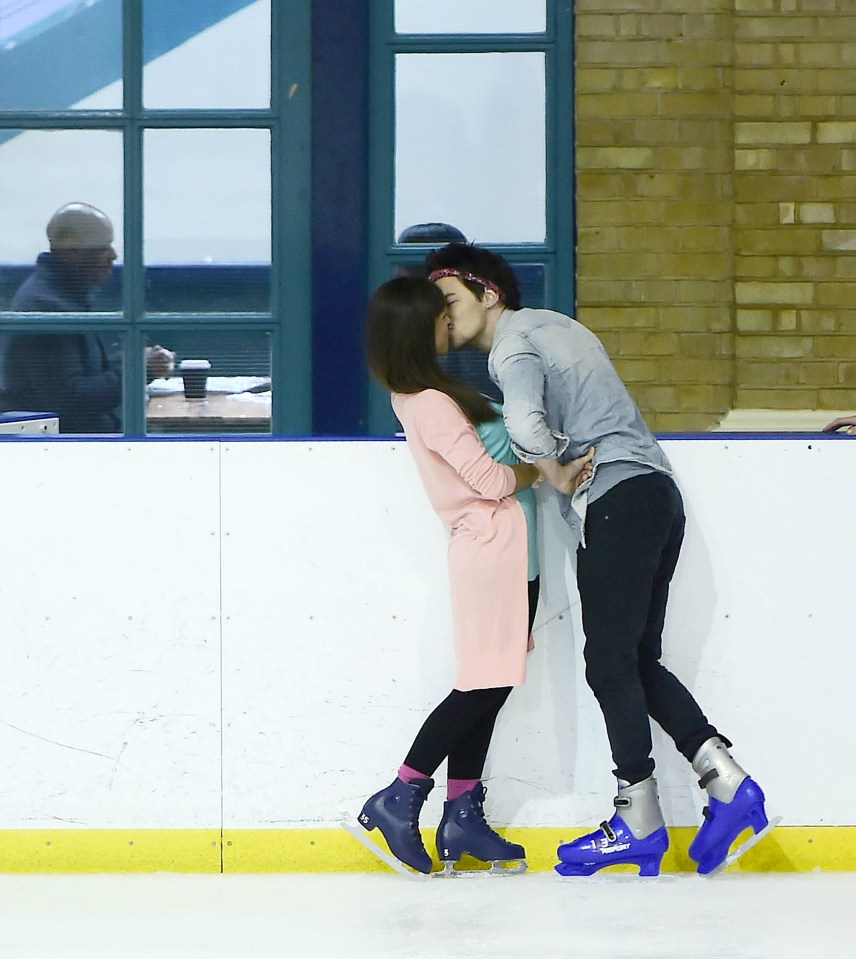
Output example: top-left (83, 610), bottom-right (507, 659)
top-left (392, 389), bottom-right (529, 691)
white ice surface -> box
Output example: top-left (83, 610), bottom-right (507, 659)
top-left (0, 872), bottom-right (852, 959)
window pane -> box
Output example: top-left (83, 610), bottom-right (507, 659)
top-left (395, 53), bottom-right (546, 244)
top-left (145, 328), bottom-right (272, 435)
top-left (395, 0), bottom-right (546, 34)
top-left (0, 326), bottom-right (124, 434)
top-left (143, 129), bottom-right (271, 311)
top-left (0, 0), bottom-right (122, 111)
top-left (143, 0), bottom-right (271, 109)
top-left (0, 130), bottom-right (123, 307)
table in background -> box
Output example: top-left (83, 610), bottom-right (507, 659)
top-left (146, 376), bottom-right (271, 433)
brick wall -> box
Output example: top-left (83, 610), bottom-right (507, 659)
top-left (575, 0), bottom-right (856, 429)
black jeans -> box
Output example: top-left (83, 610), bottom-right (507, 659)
top-left (576, 473), bottom-right (718, 785)
top-left (405, 577), bottom-right (540, 780)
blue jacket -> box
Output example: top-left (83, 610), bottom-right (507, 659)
top-left (2, 253), bottom-right (121, 433)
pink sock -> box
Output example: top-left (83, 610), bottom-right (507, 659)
top-left (447, 778), bottom-right (479, 800)
top-left (398, 763), bottom-right (429, 783)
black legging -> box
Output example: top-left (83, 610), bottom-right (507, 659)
top-left (576, 472), bottom-right (718, 785)
top-left (404, 577), bottom-right (540, 780)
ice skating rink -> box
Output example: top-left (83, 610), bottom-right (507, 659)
top-left (0, 871), bottom-right (851, 959)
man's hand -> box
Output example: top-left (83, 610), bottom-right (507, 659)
top-left (145, 345), bottom-right (176, 383)
top-left (537, 447), bottom-right (595, 495)
top-left (822, 415), bottom-right (856, 435)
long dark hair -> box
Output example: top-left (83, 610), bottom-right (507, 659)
top-left (366, 276), bottom-right (495, 426)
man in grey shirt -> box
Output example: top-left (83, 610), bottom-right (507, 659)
top-left (426, 243), bottom-right (775, 879)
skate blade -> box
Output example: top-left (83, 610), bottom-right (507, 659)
top-left (437, 859), bottom-right (527, 878)
top-left (340, 820), bottom-right (429, 881)
top-left (704, 815), bottom-right (782, 878)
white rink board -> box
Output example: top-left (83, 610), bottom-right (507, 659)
top-left (0, 437), bottom-right (853, 831)
top-left (0, 442), bottom-right (223, 829)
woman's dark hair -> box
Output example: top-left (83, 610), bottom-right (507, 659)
top-left (424, 242), bottom-right (522, 311)
top-left (366, 276), bottom-right (495, 426)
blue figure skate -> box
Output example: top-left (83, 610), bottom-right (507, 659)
top-left (343, 777), bottom-right (435, 877)
top-left (436, 782), bottom-right (527, 876)
top-left (689, 738), bottom-right (779, 876)
top-left (555, 776), bottom-right (669, 878)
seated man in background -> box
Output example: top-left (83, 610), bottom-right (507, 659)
top-left (2, 202), bottom-right (173, 433)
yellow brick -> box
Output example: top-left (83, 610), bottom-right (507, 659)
top-left (737, 17), bottom-right (816, 41)
top-left (736, 388), bottom-right (820, 408)
top-left (815, 334), bottom-right (856, 358)
top-left (576, 14), bottom-right (620, 37)
top-left (618, 331), bottom-right (680, 354)
top-left (739, 229), bottom-right (820, 256)
top-left (737, 309), bottom-right (774, 331)
top-left (735, 95), bottom-right (777, 118)
top-left (734, 150), bottom-right (776, 170)
top-left (576, 146), bottom-right (654, 169)
top-left (799, 43), bottom-right (842, 68)
top-left (738, 336), bottom-right (815, 359)
top-left (736, 282), bottom-right (815, 305)
top-left (735, 42), bottom-right (776, 66)
top-left (735, 175), bottom-right (818, 202)
top-left (798, 311), bottom-right (840, 334)
top-left (658, 306), bottom-right (732, 332)
top-left (837, 365), bottom-right (856, 388)
top-left (821, 230), bottom-right (856, 251)
top-left (657, 358), bottom-right (734, 383)
top-left (799, 257), bottom-right (837, 280)
top-left (586, 306), bottom-right (660, 328)
top-left (778, 310), bottom-right (798, 331)
top-left (734, 68), bottom-right (815, 94)
top-left (576, 200), bottom-right (661, 227)
top-left (613, 359), bottom-right (660, 382)
top-left (575, 69), bottom-right (621, 94)
top-left (816, 282), bottom-right (856, 310)
top-left (800, 361), bottom-right (838, 386)
top-left (638, 385), bottom-right (680, 409)
top-left (833, 257), bottom-right (856, 279)
top-left (735, 256), bottom-right (779, 279)
top-left (735, 121), bottom-right (812, 145)
top-left (817, 121), bottom-right (856, 143)
top-left (576, 93), bottom-right (661, 118)
top-left (798, 202), bottom-right (835, 224)
top-left (675, 279), bottom-right (733, 303)
top-left (736, 360), bottom-right (801, 387)
top-left (819, 388), bottom-right (856, 407)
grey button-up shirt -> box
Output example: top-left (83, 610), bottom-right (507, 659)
top-left (488, 307), bottom-right (672, 542)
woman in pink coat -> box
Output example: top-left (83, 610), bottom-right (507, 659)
top-left (350, 277), bottom-right (592, 877)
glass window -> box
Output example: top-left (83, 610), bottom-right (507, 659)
top-left (143, 0), bottom-right (271, 110)
top-left (0, 130), bottom-right (124, 286)
top-left (395, 0), bottom-right (546, 35)
top-left (395, 53), bottom-right (546, 244)
top-left (0, 0), bottom-right (122, 111)
top-left (144, 328), bottom-right (272, 435)
top-left (143, 128), bottom-right (271, 311)
top-left (0, 326), bottom-right (124, 434)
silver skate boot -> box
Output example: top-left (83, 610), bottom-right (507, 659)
top-left (555, 775), bottom-right (670, 877)
top-left (689, 737), bottom-right (778, 876)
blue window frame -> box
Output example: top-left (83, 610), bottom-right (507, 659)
top-left (0, 0), bottom-right (311, 437)
top-left (365, 0), bottom-right (574, 435)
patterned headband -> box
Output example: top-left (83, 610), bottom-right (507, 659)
top-left (428, 267), bottom-right (505, 301)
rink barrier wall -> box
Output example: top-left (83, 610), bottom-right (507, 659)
top-left (0, 827), bottom-right (852, 874)
top-left (0, 438), bottom-right (853, 873)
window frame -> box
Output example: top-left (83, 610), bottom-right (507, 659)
top-left (0, 0), bottom-right (312, 437)
top-left (366, 0), bottom-right (574, 434)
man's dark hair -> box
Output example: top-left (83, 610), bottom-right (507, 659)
top-left (424, 243), bottom-right (522, 311)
